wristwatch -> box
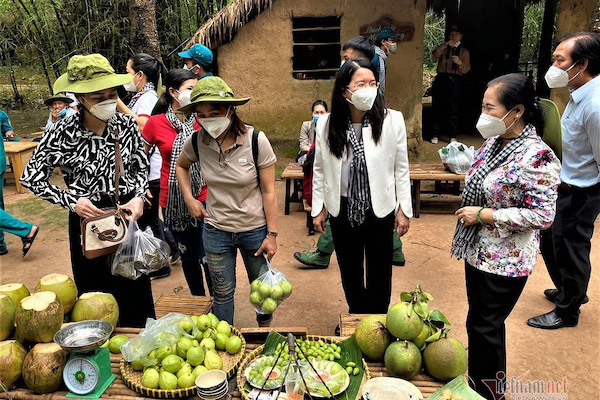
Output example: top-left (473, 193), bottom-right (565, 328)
top-left (266, 231), bottom-right (278, 237)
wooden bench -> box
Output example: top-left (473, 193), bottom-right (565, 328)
top-left (280, 163), bottom-right (304, 215)
top-left (410, 162), bottom-right (465, 218)
top-left (4, 141), bottom-right (38, 194)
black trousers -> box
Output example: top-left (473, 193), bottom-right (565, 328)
top-left (137, 179), bottom-right (178, 256)
top-left (540, 183), bottom-right (600, 317)
top-left (465, 262), bottom-right (527, 400)
top-left (69, 193), bottom-right (156, 328)
top-left (432, 73), bottom-right (462, 138)
top-left (329, 197), bottom-right (394, 314)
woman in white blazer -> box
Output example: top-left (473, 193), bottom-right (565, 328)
top-left (312, 58), bottom-right (413, 314)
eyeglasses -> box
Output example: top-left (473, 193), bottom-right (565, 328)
top-left (347, 82), bottom-right (379, 91)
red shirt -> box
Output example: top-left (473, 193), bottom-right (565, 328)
top-left (142, 114), bottom-right (207, 207)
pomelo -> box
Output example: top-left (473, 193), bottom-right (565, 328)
top-left (384, 340), bottom-right (422, 379)
top-left (0, 340), bottom-right (27, 388)
top-left (0, 295), bottom-right (16, 341)
top-left (386, 302), bottom-right (423, 340)
top-left (71, 292), bottom-right (119, 327)
top-left (412, 324), bottom-right (432, 350)
top-left (22, 343), bottom-right (68, 393)
top-left (15, 291), bottom-right (64, 343)
top-left (355, 315), bottom-right (393, 361)
top-left (34, 274), bottom-right (78, 313)
top-left (423, 337), bottom-right (467, 381)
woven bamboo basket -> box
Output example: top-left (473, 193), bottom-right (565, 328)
top-left (120, 326), bottom-right (246, 398)
top-left (236, 336), bottom-right (370, 400)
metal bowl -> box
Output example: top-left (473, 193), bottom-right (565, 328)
top-left (53, 320), bottom-right (114, 352)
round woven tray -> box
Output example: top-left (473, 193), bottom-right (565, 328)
top-left (236, 335), bottom-right (370, 400)
top-left (120, 326), bottom-right (246, 398)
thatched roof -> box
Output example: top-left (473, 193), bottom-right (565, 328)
top-left (186, 0), bottom-right (274, 50)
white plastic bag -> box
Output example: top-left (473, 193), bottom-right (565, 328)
top-left (438, 142), bottom-right (475, 174)
top-left (111, 219), bottom-right (140, 280)
top-left (249, 260), bottom-right (293, 315)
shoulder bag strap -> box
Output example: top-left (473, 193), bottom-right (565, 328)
top-left (252, 128), bottom-right (260, 188)
top-left (114, 128), bottom-right (123, 205)
top-left (192, 131), bottom-right (200, 161)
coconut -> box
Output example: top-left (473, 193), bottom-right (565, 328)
top-left (71, 292), bottom-right (119, 327)
top-left (0, 283), bottom-right (30, 312)
top-left (15, 291), bottom-right (64, 343)
top-left (0, 295), bottom-right (16, 340)
top-left (22, 343), bottom-right (68, 393)
top-left (0, 340), bottom-right (28, 388)
top-left (35, 274), bottom-right (78, 313)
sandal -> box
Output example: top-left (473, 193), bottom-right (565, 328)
top-left (21, 226), bottom-right (39, 258)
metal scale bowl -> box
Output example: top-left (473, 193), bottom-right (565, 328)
top-left (54, 320), bottom-right (117, 399)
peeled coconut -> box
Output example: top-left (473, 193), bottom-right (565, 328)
top-left (22, 342), bottom-right (68, 393)
top-left (35, 274), bottom-right (78, 313)
top-left (71, 292), bottom-right (119, 327)
top-left (16, 291), bottom-right (64, 343)
top-left (0, 340), bottom-right (28, 388)
top-left (386, 302), bottom-right (424, 341)
top-left (0, 283), bottom-right (30, 312)
top-left (0, 295), bottom-right (16, 341)
top-left (423, 337), bottom-right (467, 381)
top-left (355, 315), bottom-right (393, 361)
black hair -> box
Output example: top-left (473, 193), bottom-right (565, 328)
top-left (342, 36), bottom-right (375, 61)
top-left (153, 69), bottom-right (196, 115)
top-left (312, 100), bottom-right (328, 112)
top-left (328, 58), bottom-right (386, 158)
top-left (557, 31), bottom-right (600, 77)
top-left (487, 73), bottom-right (544, 137)
top-left (130, 53), bottom-right (164, 87)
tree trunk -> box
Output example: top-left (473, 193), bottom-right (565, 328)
top-left (26, 0), bottom-right (61, 78)
top-left (2, 49), bottom-right (23, 103)
top-left (130, 0), bottom-right (162, 59)
top-left (536, 0), bottom-right (559, 98)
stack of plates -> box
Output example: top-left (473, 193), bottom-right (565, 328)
top-left (196, 370), bottom-right (229, 400)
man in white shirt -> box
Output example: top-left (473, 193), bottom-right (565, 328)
top-left (528, 31), bottom-right (600, 330)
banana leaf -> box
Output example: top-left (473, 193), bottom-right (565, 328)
top-left (427, 376), bottom-right (487, 400)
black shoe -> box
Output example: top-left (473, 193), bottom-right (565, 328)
top-left (170, 251), bottom-right (181, 265)
top-left (149, 265), bottom-right (172, 280)
top-left (334, 324), bottom-right (340, 336)
top-left (544, 288), bottom-right (588, 304)
top-left (527, 310), bottom-right (578, 329)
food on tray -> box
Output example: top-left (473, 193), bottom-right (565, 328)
top-left (272, 338), bottom-right (343, 362)
top-left (244, 356), bottom-right (286, 389)
top-left (439, 390), bottom-right (466, 400)
top-left (302, 359), bottom-right (350, 398)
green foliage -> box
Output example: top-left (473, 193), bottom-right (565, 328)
top-left (423, 11), bottom-right (445, 70)
top-left (520, 2), bottom-right (549, 65)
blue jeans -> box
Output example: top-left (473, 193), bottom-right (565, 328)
top-left (203, 223), bottom-right (271, 325)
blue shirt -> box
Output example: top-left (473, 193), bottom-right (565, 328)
top-left (45, 108), bottom-right (76, 131)
top-left (0, 110), bottom-right (12, 173)
top-left (560, 75), bottom-right (600, 187)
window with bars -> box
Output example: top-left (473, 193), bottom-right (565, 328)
top-left (292, 16), bottom-right (341, 80)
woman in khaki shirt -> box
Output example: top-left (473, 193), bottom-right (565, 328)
top-left (176, 77), bottom-right (277, 326)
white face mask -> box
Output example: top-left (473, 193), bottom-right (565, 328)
top-left (87, 99), bottom-right (118, 122)
top-left (175, 89), bottom-right (192, 109)
top-left (544, 63), bottom-right (580, 88)
top-left (346, 86), bottom-right (378, 111)
top-left (389, 42), bottom-right (397, 53)
top-left (123, 73), bottom-right (139, 92)
top-left (201, 108), bottom-right (232, 139)
top-left (475, 109), bottom-right (516, 139)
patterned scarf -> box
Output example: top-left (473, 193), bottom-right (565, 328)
top-left (450, 124), bottom-right (535, 258)
top-left (127, 82), bottom-right (156, 109)
top-left (346, 119), bottom-right (372, 227)
top-left (164, 105), bottom-right (203, 232)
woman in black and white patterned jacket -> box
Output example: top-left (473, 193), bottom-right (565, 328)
top-left (21, 54), bottom-right (153, 327)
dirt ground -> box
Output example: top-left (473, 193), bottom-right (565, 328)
top-left (1, 139), bottom-right (598, 399)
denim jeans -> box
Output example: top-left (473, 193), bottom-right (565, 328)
top-left (203, 223), bottom-right (271, 325)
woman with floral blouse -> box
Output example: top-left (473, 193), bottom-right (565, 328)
top-left (451, 74), bottom-right (560, 400)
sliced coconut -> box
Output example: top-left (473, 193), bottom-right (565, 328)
top-left (15, 292), bottom-right (64, 343)
top-left (21, 291), bottom-right (57, 311)
top-left (0, 295), bottom-right (17, 341)
top-left (22, 342), bottom-right (67, 394)
top-left (71, 291), bottom-right (119, 327)
top-left (0, 283), bottom-right (30, 310)
top-left (0, 340), bottom-right (28, 388)
top-left (35, 273), bottom-right (78, 313)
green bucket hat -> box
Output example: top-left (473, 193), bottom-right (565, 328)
top-left (179, 76), bottom-right (250, 113)
top-left (53, 54), bottom-right (132, 94)
top-left (43, 92), bottom-right (73, 107)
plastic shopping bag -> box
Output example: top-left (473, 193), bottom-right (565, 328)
top-left (249, 259), bottom-right (293, 315)
top-left (111, 219), bottom-right (140, 280)
top-left (438, 142), bottom-right (475, 174)
top-left (121, 312), bottom-right (199, 362)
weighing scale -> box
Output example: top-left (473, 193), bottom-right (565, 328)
top-left (53, 320), bottom-right (117, 399)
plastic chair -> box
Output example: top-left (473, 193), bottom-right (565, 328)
top-left (539, 98), bottom-right (562, 160)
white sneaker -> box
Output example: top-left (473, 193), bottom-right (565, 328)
top-left (450, 138), bottom-right (458, 143)
top-left (431, 137), bottom-right (439, 144)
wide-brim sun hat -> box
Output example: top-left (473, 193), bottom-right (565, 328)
top-left (179, 76), bottom-right (250, 113)
top-left (44, 92), bottom-right (74, 107)
top-left (53, 54), bottom-right (132, 94)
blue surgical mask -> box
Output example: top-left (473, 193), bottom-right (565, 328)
top-left (312, 115), bottom-right (320, 125)
top-left (59, 109), bottom-right (67, 117)
top-left (340, 60), bottom-right (346, 68)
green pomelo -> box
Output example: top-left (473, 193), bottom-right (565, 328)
top-left (422, 337), bottom-right (467, 381)
top-left (15, 291), bottom-right (64, 343)
top-left (34, 274), bottom-right (78, 313)
top-left (71, 292), bottom-right (119, 327)
top-left (109, 335), bottom-right (129, 354)
top-left (0, 295), bottom-right (16, 341)
top-left (22, 343), bottom-right (68, 394)
top-left (386, 302), bottom-right (424, 340)
top-left (355, 315), bottom-right (393, 361)
top-left (142, 368), bottom-right (159, 388)
top-left (0, 340), bottom-right (27, 388)
top-left (225, 336), bottom-right (242, 354)
top-left (412, 324), bottom-right (432, 351)
top-left (0, 283), bottom-right (30, 312)
top-left (384, 340), bottom-right (422, 380)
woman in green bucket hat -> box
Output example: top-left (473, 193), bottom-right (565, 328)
top-left (21, 54), bottom-right (154, 327)
top-left (176, 76), bottom-right (278, 326)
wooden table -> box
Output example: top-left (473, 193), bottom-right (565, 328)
top-left (280, 163), bottom-right (303, 215)
top-left (410, 162), bottom-right (465, 218)
top-left (4, 141), bottom-right (38, 194)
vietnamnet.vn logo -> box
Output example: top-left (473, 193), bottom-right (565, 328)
top-left (481, 371), bottom-right (568, 400)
